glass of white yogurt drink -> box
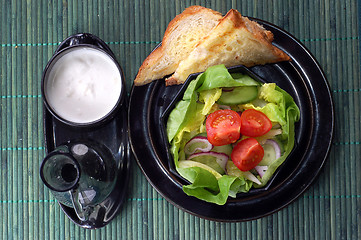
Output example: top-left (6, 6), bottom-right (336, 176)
top-left (42, 45), bottom-right (124, 126)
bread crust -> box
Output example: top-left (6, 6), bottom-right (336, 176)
top-left (134, 6), bottom-right (222, 86)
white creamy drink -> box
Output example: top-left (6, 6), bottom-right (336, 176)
top-left (45, 47), bottom-right (122, 124)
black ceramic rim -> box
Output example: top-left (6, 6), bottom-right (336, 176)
top-left (128, 18), bottom-right (334, 221)
top-left (41, 34), bottom-right (125, 128)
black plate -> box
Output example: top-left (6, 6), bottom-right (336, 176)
top-left (128, 18), bottom-right (334, 221)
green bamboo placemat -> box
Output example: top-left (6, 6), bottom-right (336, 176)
top-left (0, 0), bottom-right (360, 239)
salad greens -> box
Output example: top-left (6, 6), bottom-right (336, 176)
top-left (166, 64), bottom-right (300, 205)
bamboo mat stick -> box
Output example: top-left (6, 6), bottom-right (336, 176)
top-left (0, 0), bottom-right (360, 239)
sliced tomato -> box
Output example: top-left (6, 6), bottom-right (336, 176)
top-left (231, 138), bottom-right (264, 172)
top-left (240, 109), bottom-right (272, 137)
top-left (206, 109), bottom-right (242, 146)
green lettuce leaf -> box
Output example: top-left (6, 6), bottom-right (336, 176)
top-left (179, 166), bottom-right (244, 205)
top-left (166, 75), bottom-right (204, 143)
top-left (255, 111), bottom-right (297, 187)
top-left (196, 64), bottom-right (259, 92)
top-left (199, 88), bottom-right (222, 115)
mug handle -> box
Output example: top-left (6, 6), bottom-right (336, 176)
top-left (55, 33), bottom-right (115, 58)
top-left (70, 189), bottom-right (93, 222)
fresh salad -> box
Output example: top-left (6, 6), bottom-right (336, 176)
top-left (166, 64), bottom-right (300, 205)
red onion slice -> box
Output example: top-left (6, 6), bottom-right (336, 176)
top-left (218, 105), bottom-right (231, 110)
top-left (264, 139), bottom-right (281, 159)
top-left (242, 171), bottom-right (261, 185)
top-left (254, 166), bottom-right (268, 178)
top-left (188, 152), bottom-right (229, 171)
top-left (184, 136), bottom-right (213, 155)
top-left (222, 87), bottom-right (235, 92)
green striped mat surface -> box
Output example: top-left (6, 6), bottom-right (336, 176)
top-left (0, 0), bottom-right (360, 239)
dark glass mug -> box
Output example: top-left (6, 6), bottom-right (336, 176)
top-left (40, 141), bottom-right (117, 221)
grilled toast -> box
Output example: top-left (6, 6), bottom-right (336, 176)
top-left (165, 9), bottom-right (290, 85)
top-left (133, 6), bottom-right (222, 86)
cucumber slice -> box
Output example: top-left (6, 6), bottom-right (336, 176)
top-left (212, 144), bottom-right (233, 156)
top-left (259, 140), bottom-right (282, 165)
top-left (226, 161), bottom-right (242, 177)
top-left (178, 160), bottom-right (223, 179)
top-left (230, 73), bottom-right (260, 86)
top-left (188, 154), bottom-right (226, 174)
top-left (217, 86), bottom-right (258, 105)
top-left (259, 144), bottom-right (276, 165)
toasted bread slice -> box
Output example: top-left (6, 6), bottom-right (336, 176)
top-left (134, 6), bottom-right (222, 86)
top-left (165, 9), bottom-right (290, 85)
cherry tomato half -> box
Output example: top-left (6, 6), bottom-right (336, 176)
top-left (240, 109), bottom-right (272, 137)
top-left (206, 109), bottom-right (242, 146)
top-left (231, 138), bottom-right (264, 172)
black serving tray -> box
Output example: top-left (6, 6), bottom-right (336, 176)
top-left (42, 33), bottom-right (131, 229)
